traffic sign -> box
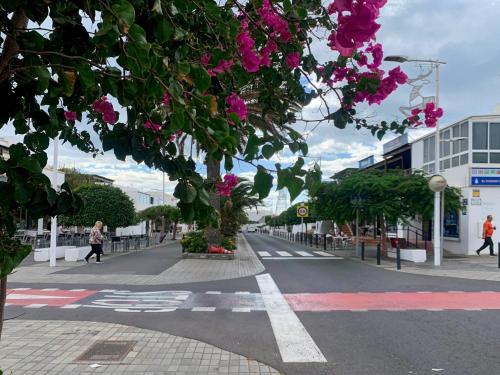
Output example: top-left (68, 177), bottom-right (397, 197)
top-left (296, 205), bottom-right (309, 218)
top-left (471, 176), bottom-right (500, 186)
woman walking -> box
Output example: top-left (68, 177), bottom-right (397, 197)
top-left (85, 221), bottom-right (104, 263)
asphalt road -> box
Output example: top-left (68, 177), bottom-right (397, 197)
top-left (6, 233), bottom-right (500, 375)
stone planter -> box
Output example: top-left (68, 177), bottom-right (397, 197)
top-left (182, 252), bottom-right (234, 260)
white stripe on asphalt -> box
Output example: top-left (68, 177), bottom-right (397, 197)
top-left (295, 251), bottom-right (314, 257)
top-left (232, 307), bottom-right (252, 312)
top-left (313, 251), bottom-right (335, 257)
top-left (258, 251), bottom-right (271, 257)
top-left (60, 304), bottom-right (81, 309)
top-left (263, 257), bottom-right (342, 260)
top-left (192, 307), bottom-right (216, 312)
top-left (11, 288), bottom-right (30, 291)
top-left (99, 289), bottom-right (117, 293)
top-left (69, 289), bottom-right (87, 291)
top-left (235, 291), bottom-right (250, 295)
top-left (255, 273), bottom-right (326, 363)
top-left (277, 251), bottom-right (292, 257)
top-left (41, 288), bottom-right (59, 291)
top-left (205, 291), bottom-right (221, 294)
top-left (25, 304), bottom-right (47, 308)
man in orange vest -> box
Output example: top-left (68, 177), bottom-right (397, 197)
top-left (476, 215), bottom-right (496, 256)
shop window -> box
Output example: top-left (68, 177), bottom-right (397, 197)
top-left (452, 125), bottom-right (460, 138)
top-left (490, 153), bottom-right (500, 163)
top-left (472, 152), bottom-right (488, 163)
top-left (490, 123), bottom-right (500, 150)
top-left (443, 211), bottom-right (459, 238)
top-left (443, 159), bottom-right (450, 169)
top-left (472, 122), bottom-right (488, 149)
top-left (452, 156), bottom-right (459, 167)
top-left (460, 153), bottom-right (468, 165)
top-left (460, 121), bottom-right (468, 137)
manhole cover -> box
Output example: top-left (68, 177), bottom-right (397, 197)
top-left (77, 340), bottom-right (137, 362)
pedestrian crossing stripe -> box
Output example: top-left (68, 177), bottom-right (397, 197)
top-left (258, 250), bottom-right (339, 258)
top-left (277, 251), bottom-right (292, 257)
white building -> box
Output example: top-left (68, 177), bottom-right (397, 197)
top-left (412, 113), bottom-right (500, 255)
top-left (115, 186), bottom-right (157, 236)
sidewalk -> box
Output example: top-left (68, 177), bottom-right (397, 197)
top-left (337, 246), bottom-right (500, 282)
top-left (0, 320), bottom-right (280, 375)
top-left (8, 235), bottom-right (264, 285)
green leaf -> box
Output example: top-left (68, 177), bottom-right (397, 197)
top-left (261, 144), bottom-right (274, 159)
top-left (18, 157), bottom-right (42, 174)
top-left (305, 164), bottom-right (322, 196)
top-left (33, 67), bottom-right (50, 94)
top-left (112, 0), bottom-right (135, 33)
top-left (252, 167), bottom-right (273, 199)
top-left (191, 66), bottom-right (211, 93)
top-left (224, 154), bottom-right (234, 171)
top-left (286, 176), bottom-right (304, 202)
top-left (174, 181), bottom-right (197, 203)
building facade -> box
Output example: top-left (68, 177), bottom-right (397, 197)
top-left (412, 114), bottom-right (500, 255)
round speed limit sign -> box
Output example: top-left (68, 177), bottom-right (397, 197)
top-left (296, 205), bottom-right (309, 218)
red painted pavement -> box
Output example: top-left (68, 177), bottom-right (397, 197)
top-left (6, 289), bottom-right (97, 307)
top-left (285, 291), bottom-right (500, 311)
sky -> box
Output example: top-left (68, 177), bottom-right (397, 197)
top-left (2, 0), bottom-right (500, 212)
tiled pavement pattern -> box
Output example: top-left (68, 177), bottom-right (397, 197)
top-left (0, 320), bottom-right (281, 375)
top-left (8, 235), bottom-right (264, 285)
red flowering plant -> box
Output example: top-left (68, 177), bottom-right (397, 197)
top-left (0, 0), bottom-right (425, 289)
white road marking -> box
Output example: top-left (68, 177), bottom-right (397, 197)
top-left (41, 288), bottom-right (59, 291)
top-left (5, 303), bottom-right (12, 307)
top-left (192, 307), bottom-right (216, 312)
top-left (99, 289), bottom-right (117, 293)
top-left (60, 304), bottom-right (81, 309)
top-left (295, 251), bottom-right (314, 257)
top-left (11, 288), bottom-right (30, 291)
top-left (276, 251), bottom-right (292, 257)
top-left (235, 291), bottom-right (251, 295)
top-left (255, 273), bottom-right (326, 363)
top-left (313, 251), bottom-right (335, 257)
top-left (426, 308), bottom-right (444, 311)
top-left (145, 308), bottom-right (177, 312)
top-left (25, 304), bottom-right (47, 308)
top-left (232, 308), bottom-right (252, 312)
top-left (258, 251), bottom-right (271, 257)
top-left (205, 291), bottom-right (221, 294)
top-left (464, 308), bottom-right (483, 311)
top-left (263, 257), bottom-right (342, 260)
top-left (69, 289), bottom-right (87, 292)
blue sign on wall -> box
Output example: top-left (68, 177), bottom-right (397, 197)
top-left (471, 176), bottom-right (500, 186)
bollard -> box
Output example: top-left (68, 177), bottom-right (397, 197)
top-left (315, 234), bottom-right (319, 248)
top-left (324, 234), bottom-right (327, 250)
top-left (376, 243), bottom-right (381, 265)
top-left (396, 245), bottom-right (401, 270)
top-left (498, 243), bottom-right (500, 269)
top-left (361, 242), bottom-right (365, 261)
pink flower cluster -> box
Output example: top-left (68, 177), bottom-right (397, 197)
top-left (162, 92), bottom-right (170, 106)
top-left (169, 130), bottom-right (183, 142)
top-left (236, 25), bottom-right (261, 73)
top-left (215, 173), bottom-right (239, 196)
top-left (201, 53), bottom-right (234, 76)
top-left (144, 120), bottom-right (161, 133)
top-left (327, 0), bottom-right (387, 57)
top-left (258, 0), bottom-right (293, 42)
top-left (64, 111), bottom-right (77, 121)
top-left (285, 52), bottom-right (300, 69)
top-left (226, 92), bottom-right (247, 121)
top-left (408, 103), bottom-right (444, 128)
top-left (355, 66), bottom-right (408, 105)
top-left (92, 96), bottom-right (117, 124)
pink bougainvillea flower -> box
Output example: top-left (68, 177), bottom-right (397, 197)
top-left (200, 53), bottom-right (211, 66)
top-left (285, 52), bottom-right (300, 69)
top-left (144, 120), bottom-right (161, 133)
top-left (423, 102), bottom-right (444, 127)
top-left (162, 92), bottom-right (170, 106)
top-left (212, 59), bottom-right (234, 74)
top-left (64, 111), bottom-right (77, 121)
top-left (92, 96), bottom-right (117, 124)
top-left (215, 173), bottom-right (239, 196)
top-left (226, 92), bottom-right (247, 121)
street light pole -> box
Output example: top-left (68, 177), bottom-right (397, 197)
top-left (49, 136), bottom-right (59, 267)
top-left (384, 55), bottom-right (446, 266)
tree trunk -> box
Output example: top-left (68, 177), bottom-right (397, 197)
top-left (380, 216), bottom-right (388, 256)
top-left (0, 276), bottom-right (7, 340)
top-left (205, 156), bottom-right (221, 246)
top-left (172, 221), bottom-right (178, 240)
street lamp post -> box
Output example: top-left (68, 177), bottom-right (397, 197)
top-left (49, 136), bottom-right (59, 267)
top-left (385, 55), bottom-right (446, 266)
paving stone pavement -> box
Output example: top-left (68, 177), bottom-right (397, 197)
top-left (0, 320), bottom-right (281, 375)
top-left (8, 235), bottom-right (264, 285)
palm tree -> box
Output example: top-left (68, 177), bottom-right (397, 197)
top-left (220, 179), bottom-right (263, 238)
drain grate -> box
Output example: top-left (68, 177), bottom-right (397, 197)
top-left (77, 340), bottom-right (137, 362)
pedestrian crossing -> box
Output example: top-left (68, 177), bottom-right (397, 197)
top-left (257, 250), bottom-right (342, 259)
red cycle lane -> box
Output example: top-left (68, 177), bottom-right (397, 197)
top-left (6, 288), bottom-right (97, 307)
top-left (285, 291), bottom-right (500, 311)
